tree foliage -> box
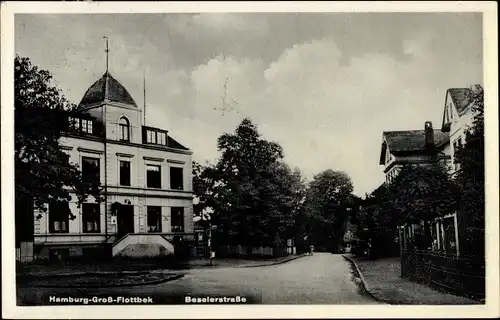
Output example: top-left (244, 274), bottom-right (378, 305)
top-left (303, 169), bottom-right (355, 250)
top-left (386, 163), bottom-right (459, 224)
top-left (354, 183), bottom-right (400, 258)
top-left (15, 55), bottom-right (102, 219)
top-left (192, 118), bottom-right (307, 247)
top-left (454, 86), bottom-right (485, 228)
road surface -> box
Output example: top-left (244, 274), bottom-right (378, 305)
top-left (17, 253), bottom-right (384, 305)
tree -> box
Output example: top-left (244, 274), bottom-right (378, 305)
top-left (387, 163), bottom-right (458, 224)
top-left (303, 169), bottom-right (354, 252)
top-left (385, 162), bottom-right (459, 251)
top-left (355, 183), bottom-right (401, 258)
top-left (454, 85), bottom-right (484, 227)
top-left (196, 118), bottom-right (306, 248)
top-left (192, 160), bottom-right (215, 217)
top-left (454, 85), bottom-right (485, 256)
top-left (15, 56), bottom-right (102, 248)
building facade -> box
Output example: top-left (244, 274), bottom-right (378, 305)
top-left (379, 85), bottom-right (482, 257)
top-left (32, 71), bottom-right (195, 260)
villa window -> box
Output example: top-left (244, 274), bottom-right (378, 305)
top-left (119, 117), bottom-right (130, 141)
top-left (157, 132), bottom-right (166, 145)
top-left (81, 119), bottom-right (93, 134)
top-left (143, 127), bottom-right (168, 146)
top-left (69, 117), bottom-right (79, 130)
top-left (82, 157), bottom-right (100, 183)
top-left (147, 206), bottom-right (162, 232)
top-left (82, 203), bottom-right (100, 233)
top-left (119, 161), bottom-right (131, 186)
top-left (146, 164), bottom-right (161, 188)
top-left (68, 117), bottom-right (93, 134)
top-left (49, 201), bottom-right (69, 233)
top-left (170, 167), bottom-right (184, 190)
top-left (171, 207), bottom-right (184, 232)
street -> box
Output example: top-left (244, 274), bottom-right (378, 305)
top-left (17, 253), bottom-right (384, 305)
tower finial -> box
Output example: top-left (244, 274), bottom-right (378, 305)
top-left (143, 68), bottom-right (147, 125)
top-left (103, 36), bottom-right (109, 73)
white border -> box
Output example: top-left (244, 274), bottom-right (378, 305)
top-left (2, 1), bottom-right (498, 319)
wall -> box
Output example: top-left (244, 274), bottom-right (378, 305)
top-left (104, 102), bottom-right (143, 144)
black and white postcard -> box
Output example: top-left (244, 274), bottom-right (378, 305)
top-left (1, 1), bottom-right (498, 319)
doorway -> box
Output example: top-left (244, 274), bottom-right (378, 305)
top-left (117, 205), bottom-right (135, 238)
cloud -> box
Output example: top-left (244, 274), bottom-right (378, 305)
top-left (143, 30), bottom-right (480, 195)
top-left (191, 13), bottom-right (270, 35)
top-left (15, 13), bottom-right (482, 196)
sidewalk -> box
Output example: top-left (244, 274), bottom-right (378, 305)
top-left (342, 254), bottom-right (480, 305)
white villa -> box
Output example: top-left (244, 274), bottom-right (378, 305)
top-left (29, 71), bottom-right (195, 261)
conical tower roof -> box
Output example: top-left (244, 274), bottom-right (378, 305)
top-left (78, 71), bottom-right (137, 109)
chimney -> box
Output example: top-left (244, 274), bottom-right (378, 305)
top-left (424, 121), bottom-right (435, 151)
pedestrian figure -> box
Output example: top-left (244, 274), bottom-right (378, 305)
top-left (309, 245), bottom-right (314, 256)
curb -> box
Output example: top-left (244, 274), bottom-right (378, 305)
top-left (342, 254), bottom-right (391, 304)
top-left (237, 254), bottom-right (307, 268)
top-left (23, 273), bottom-right (185, 289)
top-left (18, 270), bottom-right (153, 279)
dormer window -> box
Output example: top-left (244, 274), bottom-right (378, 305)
top-left (143, 126), bottom-right (167, 146)
top-left (119, 117), bottom-right (130, 141)
top-left (82, 119), bottom-right (93, 134)
top-left (68, 116), bottom-right (93, 134)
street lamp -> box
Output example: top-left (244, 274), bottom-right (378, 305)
top-left (201, 208), bottom-right (215, 265)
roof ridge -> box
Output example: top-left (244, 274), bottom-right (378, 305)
top-left (384, 129), bottom-right (444, 134)
top-left (103, 71), bottom-right (109, 102)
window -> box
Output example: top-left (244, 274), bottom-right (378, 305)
top-left (144, 128), bottom-right (167, 146)
top-left (147, 206), bottom-right (162, 232)
top-left (82, 203), bottom-right (100, 233)
top-left (49, 201), bottom-right (69, 233)
top-left (171, 207), bottom-right (184, 232)
top-left (170, 167), bottom-right (184, 190)
top-left (119, 161), bottom-right (131, 186)
top-left (82, 119), bottom-right (93, 134)
top-left (69, 117), bottom-right (79, 130)
top-left (146, 164), bottom-right (161, 188)
top-left (82, 157), bottom-right (100, 183)
top-left (453, 138), bottom-right (463, 171)
top-left (119, 117), bottom-right (130, 141)
top-left (74, 118), bottom-right (80, 130)
top-left (158, 132), bottom-right (166, 145)
top-left (147, 130), bottom-right (156, 144)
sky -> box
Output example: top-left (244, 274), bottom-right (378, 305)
top-left (14, 13), bottom-right (483, 196)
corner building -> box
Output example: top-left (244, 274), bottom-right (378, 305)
top-left (33, 71), bottom-right (194, 260)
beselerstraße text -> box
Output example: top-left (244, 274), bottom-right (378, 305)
top-left (185, 296), bottom-right (247, 303)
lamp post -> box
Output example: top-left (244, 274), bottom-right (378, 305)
top-left (201, 208), bottom-right (214, 266)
